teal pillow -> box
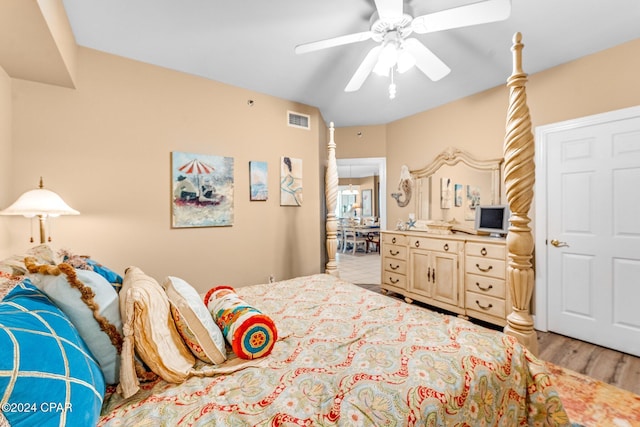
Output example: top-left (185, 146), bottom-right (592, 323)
top-left (0, 278), bottom-right (105, 426)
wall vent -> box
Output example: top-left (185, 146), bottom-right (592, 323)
top-left (287, 111), bottom-right (310, 130)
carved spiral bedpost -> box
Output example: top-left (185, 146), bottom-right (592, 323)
top-left (503, 33), bottom-right (538, 355)
top-left (325, 122), bottom-right (339, 276)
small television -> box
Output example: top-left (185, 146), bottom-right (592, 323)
top-left (474, 205), bottom-right (510, 237)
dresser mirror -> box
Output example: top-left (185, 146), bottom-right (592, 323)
top-left (412, 147), bottom-right (503, 225)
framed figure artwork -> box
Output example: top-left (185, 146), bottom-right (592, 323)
top-left (280, 157), bottom-right (302, 206)
top-left (441, 177), bottom-right (453, 209)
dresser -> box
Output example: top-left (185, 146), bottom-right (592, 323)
top-left (381, 230), bottom-right (510, 326)
top-left (380, 233), bottom-right (408, 296)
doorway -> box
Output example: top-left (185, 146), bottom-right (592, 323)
top-left (535, 105), bottom-right (640, 357)
top-left (336, 158), bottom-right (387, 227)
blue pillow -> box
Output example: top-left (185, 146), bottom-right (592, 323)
top-left (85, 258), bottom-right (123, 291)
top-left (0, 278), bottom-right (105, 427)
top-left (60, 252), bottom-right (123, 293)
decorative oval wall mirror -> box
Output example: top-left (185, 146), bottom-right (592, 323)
top-left (412, 147), bottom-right (503, 226)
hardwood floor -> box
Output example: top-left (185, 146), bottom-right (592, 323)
top-left (537, 330), bottom-right (640, 395)
top-left (338, 252), bottom-right (640, 396)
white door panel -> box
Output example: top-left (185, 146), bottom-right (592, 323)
top-left (539, 107), bottom-right (640, 357)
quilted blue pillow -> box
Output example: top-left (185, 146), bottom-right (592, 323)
top-left (0, 278), bottom-right (105, 426)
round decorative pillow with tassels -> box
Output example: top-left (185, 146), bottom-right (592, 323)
top-left (204, 285), bottom-right (277, 360)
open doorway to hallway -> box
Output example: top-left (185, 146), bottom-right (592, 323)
top-left (336, 158), bottom-right (386, 227)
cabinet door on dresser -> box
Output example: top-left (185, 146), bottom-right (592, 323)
top-left (408, 237), bottom-right (461, 311)
top-left (465, 241), bottom-right (508, 325)
top-left (380, 233), bottom-right (408, 294)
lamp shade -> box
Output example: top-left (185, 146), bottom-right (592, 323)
top-left (0, 179), bottom-right (79, 218)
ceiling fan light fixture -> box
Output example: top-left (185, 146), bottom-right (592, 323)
top-left (373, 41), bottom-right (399, 76)
top-left (396, 49), bottom-right (415, 73)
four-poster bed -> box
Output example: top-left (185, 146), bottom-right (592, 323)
top-left (0, 33), bottom-right (567, 426)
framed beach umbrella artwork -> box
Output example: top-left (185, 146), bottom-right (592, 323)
top-left (171, 151), bottom-right (234, 227)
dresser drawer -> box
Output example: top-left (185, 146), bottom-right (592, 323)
top-left (383, 257), bottom-right (406, 275)
top-left (466, 242), bottom-right (506, 259)
top-left (382, 244), bottom-right (407, 259)
top-left (382, 233), bottom-right (407, 246)
top-left (383, 271), bottom-right (407, 289)
top-left (466, 291), bottom-right (506, 318)
top-left (466, 274), bottom-right (506, 299)
top-left (466, 256), bottom-right (506, 280)
top-left (409, 237), bottom-right (459, 253)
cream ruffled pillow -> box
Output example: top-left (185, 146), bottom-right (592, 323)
top-left (163, 276), bottom-right (227, 365)
top-left (118, 266), bottom-right (195, 398)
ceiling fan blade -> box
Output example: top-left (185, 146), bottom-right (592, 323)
top-left (373, 0), bottom-right (404, 21)
top-left (295, 31), bottom-right (373, 55)
top-left (345, 45), bottom-right (383, 92)
top-left (403, 38), bottom-right (451, 81)
top-left (412, 0), bottom-right (511, 34)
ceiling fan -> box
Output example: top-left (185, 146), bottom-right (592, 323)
top-left (295, 0), bottom-right (512, 95)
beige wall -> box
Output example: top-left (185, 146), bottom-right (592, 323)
top-left (0, 66), bottom-right (11, 258)
top-left (334, 125), bottom-right (387, 159)
top-left (385, 38), bottom-right (640, 228)
top-left (7, 47), bottom-right (325, 291)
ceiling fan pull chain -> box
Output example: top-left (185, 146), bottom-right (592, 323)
top-left (389, 68), bottom-right (397, 99)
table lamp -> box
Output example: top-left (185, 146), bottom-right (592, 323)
top-left (0, 177), bottom-right (79, 243)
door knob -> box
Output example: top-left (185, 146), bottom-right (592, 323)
top-left (550, 239), bottom-right (569, 248)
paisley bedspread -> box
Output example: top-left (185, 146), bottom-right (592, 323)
top-left (99, 274), bottom-right (569, 426)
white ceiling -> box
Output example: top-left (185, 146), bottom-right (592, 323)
top-left (61, 0), bottom-right (640, 128)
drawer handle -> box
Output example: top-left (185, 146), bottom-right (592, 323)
top-left (476, 300), bottom-right (493, 310)
top-left (415, 240), bottom-right (420, 248)
top-left (390, 250), bottom-right (400, 256)
top-left (476, 264), bottom-right (493, 273)
top-left (392, 237), bottom-right (396, 244)
top-left (390, 277), bottom-right (399, 284)
top-left (443, 243), bottom-right (449, 251)
top-left (475, 282), bottom-right (493, 292)
top-left (390, 264), bottom-right (400, 270)
top-left (480, 247), bottom-right (487, 256)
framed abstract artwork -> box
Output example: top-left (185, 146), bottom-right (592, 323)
top-left (171, 151), bottom-right (234, 227)
top-left (249, 161), bottom-right (268, 201)
top-left (280, 156), bottom-right (302, 206)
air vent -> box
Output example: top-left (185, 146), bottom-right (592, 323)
top-left (287, 111), bottom-right (310, 130)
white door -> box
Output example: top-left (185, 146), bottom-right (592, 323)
top-left (538, 106), bottom-right (640, 357)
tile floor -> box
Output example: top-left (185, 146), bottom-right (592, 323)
top-left (336, 251), bottom-right (381, 284)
